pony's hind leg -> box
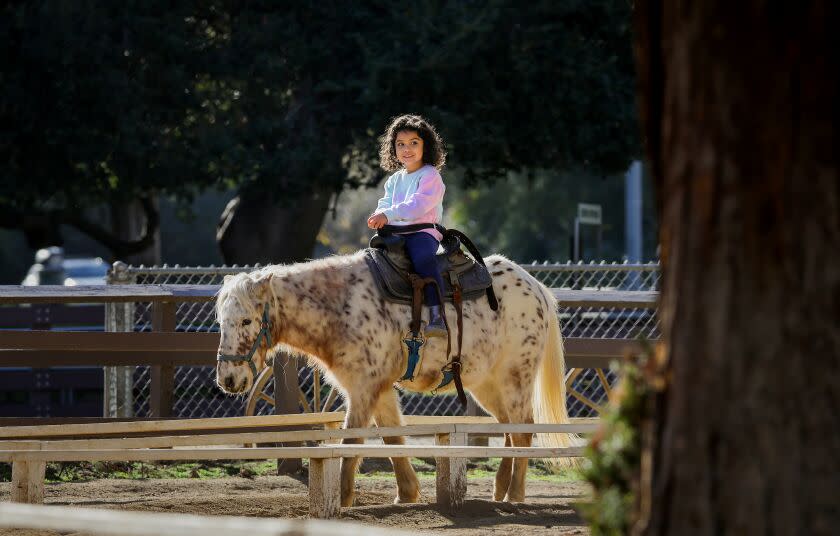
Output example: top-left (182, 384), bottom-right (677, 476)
top-left (496, 433), bottom-right (514, 501)
top-left (501, 383), bottom-right (536, 502)
top-left (372, 387), bottom-right (421, 504)
top-left (471, 376), bottom-right (535, 502)
top-left (468, 383), bottom-right (513, 501)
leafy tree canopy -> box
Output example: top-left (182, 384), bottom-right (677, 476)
top-left (1, 1), bottom-right (637, 253)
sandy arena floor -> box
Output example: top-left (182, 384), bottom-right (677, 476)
top-left (0, 473), bottom-right (590, 535)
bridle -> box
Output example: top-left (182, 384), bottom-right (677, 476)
top-left (217, 303), bottom-right (273, 377)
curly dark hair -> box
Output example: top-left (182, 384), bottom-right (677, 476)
top-left (378, 114), bottom-right (447, 172)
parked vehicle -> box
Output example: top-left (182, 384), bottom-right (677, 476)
top-left (21, 247), bottom-right (108, 286)
top-left (62, 257), bottom-right (109, 286)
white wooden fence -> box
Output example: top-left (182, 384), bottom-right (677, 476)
top-left (0, 412), bottom-right (597, 519)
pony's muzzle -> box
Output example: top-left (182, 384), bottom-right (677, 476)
top-left (216, 360), bottom-right (250, 394)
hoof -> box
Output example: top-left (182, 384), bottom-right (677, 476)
top-left (394, 494), bottom-right (421, 504)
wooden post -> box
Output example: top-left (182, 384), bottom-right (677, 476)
top-left (11, 461), bottom-right (46, 504)
top-left (150, 302), bottom-right (176, 418)
top-left (274, 352), bottom-right (303, 474)
top-left (308, 457), bottom-right (341, 519)
top-left (435, 432), bottom-right (467, 510)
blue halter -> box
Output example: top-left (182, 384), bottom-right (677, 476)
top-left (217, 303), bottom-right (273, 377)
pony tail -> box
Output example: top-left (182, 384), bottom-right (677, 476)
top-left (532, 284), bottom-right (584, 463)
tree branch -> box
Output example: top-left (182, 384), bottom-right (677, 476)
top-left (61, 197), bottom-right (159, 258)
top-left (0, 198), bottom-right (159, 258)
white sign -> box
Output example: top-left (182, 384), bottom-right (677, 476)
top-left (577, 203), bottom-right (602, 225)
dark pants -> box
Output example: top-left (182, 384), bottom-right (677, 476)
top-left (404, 232), bottom-right (444, 306)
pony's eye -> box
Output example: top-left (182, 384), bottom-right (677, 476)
top-left (241, 319), bottom-right (252, 327)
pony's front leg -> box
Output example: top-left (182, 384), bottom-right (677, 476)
top-left (373, 387), bottom-right (420, 504)
top-left (340, 395), bottom-right (373, 508)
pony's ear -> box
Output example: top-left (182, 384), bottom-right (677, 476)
top-left (223, 274), bottom-right (233, 284)
top-left (252, 272), bottom-right (273, 284)
top-left (248, 273), bottom-right (274, 296)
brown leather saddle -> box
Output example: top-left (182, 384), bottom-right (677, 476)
top-left (364, 224), bottom-right (498, 407)
top-left (364, 225), bottom-right (497, 308)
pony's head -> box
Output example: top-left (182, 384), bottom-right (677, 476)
top-left (215, 270), bottom-right (276, 394)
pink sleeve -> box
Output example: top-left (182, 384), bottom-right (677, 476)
top-left (382, 169), bottom-right (444, 222)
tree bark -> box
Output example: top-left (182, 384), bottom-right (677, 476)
top-left (216, 186), bottom-right (332, 265)
top-left (633, 2), bottom-right (839, 534)
top-left (110, 198), bottom-right (161, 266)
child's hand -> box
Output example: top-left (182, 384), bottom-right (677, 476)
top-left (367, 213), bottom-right (388, 229)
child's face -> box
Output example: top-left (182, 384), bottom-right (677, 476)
top-left (394, 130), bottom-right (424, 171)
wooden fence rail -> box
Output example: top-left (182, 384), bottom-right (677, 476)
top-left (0, 502), bottom-right (426, 536)
top-left (0, 331), bottom-right (644, 369)
top-left (0, 304), bottom-right (103, 329)
top-left (0, 285), bottom-right (657, 417)
top-left (0, 413), bottom-right (596, 518)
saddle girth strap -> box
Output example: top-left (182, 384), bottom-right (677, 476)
top-left (409, 275), bottom-right (425, 335)
top-left (449, 275), bottom-right (468, 407)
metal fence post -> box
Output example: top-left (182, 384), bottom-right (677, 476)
top-left (104, 261), bottom-right (134, 418)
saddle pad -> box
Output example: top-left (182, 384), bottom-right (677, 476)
top-left (364, 248), bottom-right (493, 306)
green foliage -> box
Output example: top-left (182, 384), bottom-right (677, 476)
top-left (580, 359), bottom-right (650, 535)
top-left (0, 460), bottom-right (278, 483)
top-left (1, 458), bottom-right (582, 483)
top-left (1, 1), bottom-right (638, 252)
top-left (351, 0), bottom-right (639, 183)
top-left (448, 169), bottom-right (629, 262)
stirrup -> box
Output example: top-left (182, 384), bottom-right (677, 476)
top-left (431, 361), bottom-right (460, 394)
top-left (399, 328), bottom-right (426, 382)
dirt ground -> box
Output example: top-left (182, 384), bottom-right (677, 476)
top-left (0, 473), bottom-right (591, 535)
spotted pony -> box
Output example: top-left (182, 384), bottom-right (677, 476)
top-left (215, 250), bottom-right (578, 507)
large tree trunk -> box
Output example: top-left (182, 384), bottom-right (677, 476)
top-left (110, 198), bottom-right (161, 266)
top-left (216, 186), bottom-right (332, 265)
top-left (633, 2), bottom-right (839, 534)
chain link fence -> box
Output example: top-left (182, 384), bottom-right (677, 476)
top-left (109, 261), bottom-right (659, 419)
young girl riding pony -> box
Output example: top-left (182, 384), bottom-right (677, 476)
top-left (367, 114), bottom-right (448, 338)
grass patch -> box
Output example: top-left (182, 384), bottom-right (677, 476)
top-left (0, 460), bottom-right (277, 483)
top-left (467, 458), bottom-right (583, 482)
top-left (1, 457), bottom-right (584, 484)
top-left (354, 457), bottom-right (583, 483)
